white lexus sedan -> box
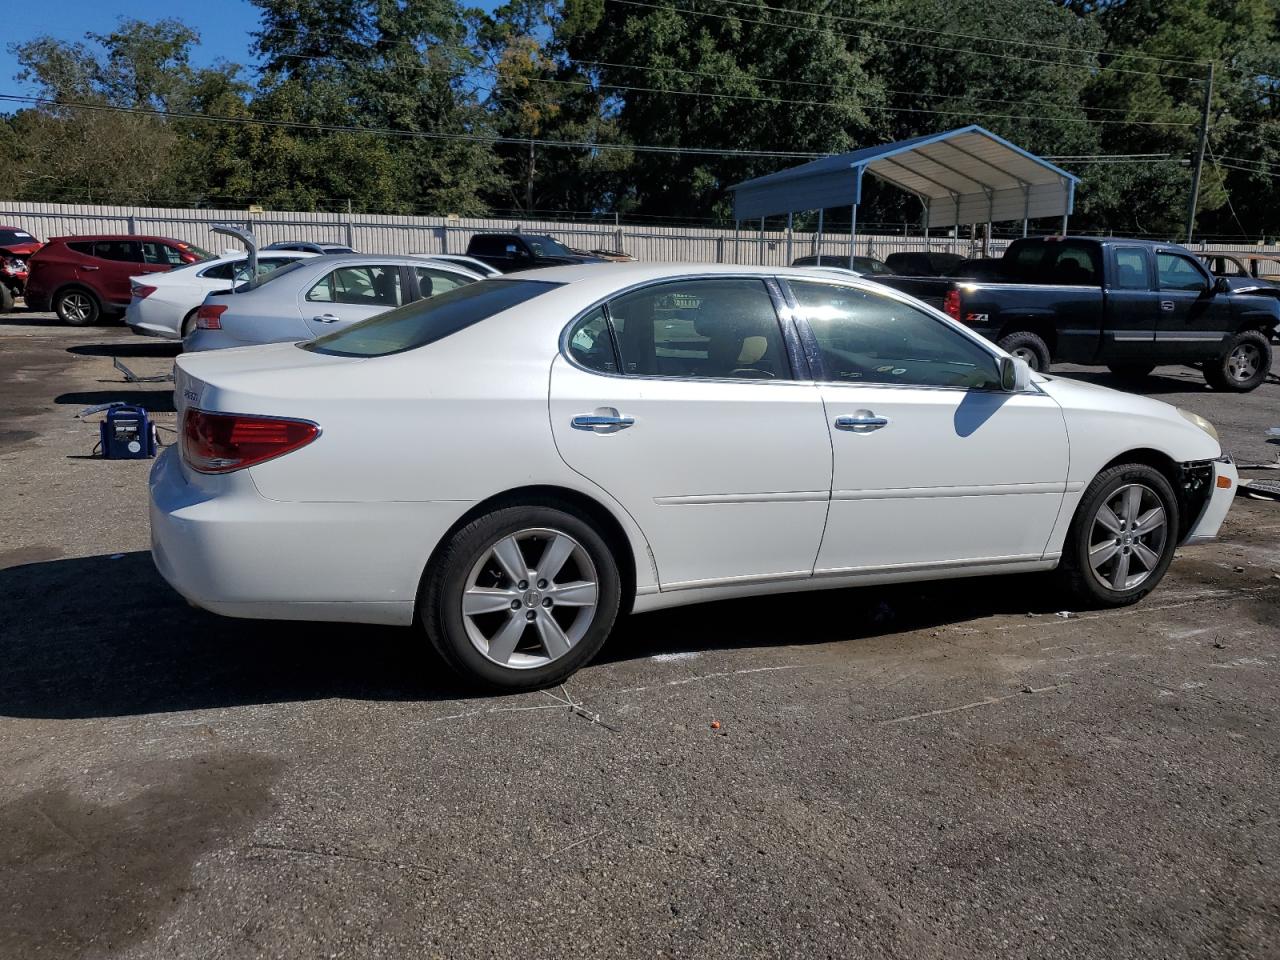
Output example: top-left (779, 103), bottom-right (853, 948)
top-left (125, 251), bottom-right (317, 339)
top-left (150, 264), bottom-right (1237, 690)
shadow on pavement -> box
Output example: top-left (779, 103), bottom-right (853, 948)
top-left (54, 390), bottom-right (176, 413)
top-left (0, 550), bottom-right (1067, 719)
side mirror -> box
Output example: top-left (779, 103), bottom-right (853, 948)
top-left (999, 355), bottom-right (1033, 392)
top-left (1214, 276), bottom-right (1230, 294)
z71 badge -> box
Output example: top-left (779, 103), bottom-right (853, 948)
top-left (965, 312), bottom-right (990, 324)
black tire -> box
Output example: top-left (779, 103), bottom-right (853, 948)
top-left (180, 308), bottom-right (199, 339)
top-left (420, 502), bottom-right (622, 691)
top-left (0, 283), bottom-right (13, 313)
top-left (1107, 363), bottom-right (1155, 380)
top-left (997, 330), bottom-right (1051, 372)
top-left (1204, 330), bottom-right (1271, 392)
top-left (1058, 463), bottom-right (1179, 609)
top-left (54, 287), bottom-right (101, 326)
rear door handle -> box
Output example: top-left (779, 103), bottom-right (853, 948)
top-left (571, 413), bottom-right (635, 432)
top-left (312, 313), bottom-right (341, 323)
top-left (834, 414), bottom-right (889, 431)
top-left (81, 265), bottom-right (100, 271)
top-left (1160, 300), bottom-right (1175, 311)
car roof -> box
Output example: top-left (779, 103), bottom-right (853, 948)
top-left (48, 234), bottom-right (189, 243)
top-left (511, 261), bottom-right (895, 287)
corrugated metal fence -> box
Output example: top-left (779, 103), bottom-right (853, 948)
top-left (2, 201), bottom-right (1277, 264)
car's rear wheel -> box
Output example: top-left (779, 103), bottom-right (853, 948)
top-left (1059, 463), bottom-right (1179, 608)
top-left (1204, 331), bottom-right (1271, 392)
top-left (55, 288), bottom-right (100, 326)
top-left (421, 504), bottom-right (622, 690)
top-left (997, 331), bottom-right (1051, 372)
top-left (0, 283), bottom-right (14, 312)
top-left (180, 308), bottom-right (199, 339)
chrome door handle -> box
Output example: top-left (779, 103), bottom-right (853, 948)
top-left (313, 313), bottom-right (341, 323)
top-left (834, 414), bottom-right (889, 431)
top-left (81, 265), bottom-right (99, 271)
top-left (571, 414), bottom-right (635, 432)
top-left (1160, 300), bottom-right (1175, 311)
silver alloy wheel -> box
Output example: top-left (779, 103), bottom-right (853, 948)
top-left (1010, 346), bottom-right (1040, 370)
top-left (60, 292), bottom-right (92, 323)
top-left (461, 527), bottom-right (599, 669)
top-left (1227, 342), bottom-right (1262, 382)
top-left (1087, 483), bottom-right (1168, 592)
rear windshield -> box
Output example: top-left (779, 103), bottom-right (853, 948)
top-left (302, 279), bottom-right (561, 357)
top-left (235, 258), bottom-right (308, 292)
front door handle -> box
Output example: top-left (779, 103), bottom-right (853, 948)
top-left (571, 413), bottom-right (635, 432)
top-left (834, 413), bottom-right (889, 432)
top-left (312, 313), bottom-right (341, 323)
top-left (1160, 300), bottom-right (1175, 312)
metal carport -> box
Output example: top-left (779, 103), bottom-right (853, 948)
top-left (728, 124), bottom-right (1080, 263)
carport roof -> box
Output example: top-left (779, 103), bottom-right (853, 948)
top-left (729, 125), bottom-right (1080, 229)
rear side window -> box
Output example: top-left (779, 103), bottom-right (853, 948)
top-left (1006, 242), bottom-right (1100, 285)
top-left (1113, 247), bottom-right (1149, 289)
top-left (67, 241), bottom-right (95, 255)
top-left (469, 236), bottom-right (508, 257)
top-left (92, 240), bottom-right (143, 263)
top-left (303, 279), bottom-right (560, 357)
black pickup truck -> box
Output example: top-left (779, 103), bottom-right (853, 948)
top-left (878, 237), bottom-right (1280, 392)
top-left (465, 233), bottom-right (606, 273)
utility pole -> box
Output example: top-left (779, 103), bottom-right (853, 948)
top-left (1185, 61), bottom-right (1214, 244)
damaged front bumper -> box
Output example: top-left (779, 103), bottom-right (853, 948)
top-left (1181, 456), bottom-right (1237, 545)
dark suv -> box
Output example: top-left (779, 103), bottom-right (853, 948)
top-left (25, 235), bottom-right (212, 325)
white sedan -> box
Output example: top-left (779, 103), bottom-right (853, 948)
top-left (150, 264), bottom-right (1237, 690)
top-left (125, 251), bottom-right (316, 339)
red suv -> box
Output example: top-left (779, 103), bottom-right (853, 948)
top-left (0, 225), bottom-right (43, 312)
top-left (25, 235), bottom-right (212, 325)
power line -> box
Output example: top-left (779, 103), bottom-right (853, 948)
top-left (609, 0), bottom-right (1204, 81)
top-left (0, 93), bottom-right (829, 159)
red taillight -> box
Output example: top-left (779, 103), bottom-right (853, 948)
top-left (943, 289), bottom-right (962, 322)
top-left (196, 303), bottom-right (227, 329)
top-left (133, 284), bottom-right (157, 299)
top-left (180, 252), bottom-right (198, 264)
top-left (181, 409), bottom-right (319, 474)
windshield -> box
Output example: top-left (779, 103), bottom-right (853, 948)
top-left (526, 236), bottom-right (571, 257)
top-left (0, 229), bottom-right (36, 245)
top-left (184, 244), bottom-right (214, 260)
top-left (303, 279), bottom-right (560, 357)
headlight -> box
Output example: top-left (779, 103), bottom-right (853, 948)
top-left (1177, 408), bottom-right (1219, 442)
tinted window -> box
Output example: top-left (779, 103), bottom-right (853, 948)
top-left (567, 308), bottom-right (618, 373)
top-left (791, 280), bottom-right (1001, 389)
top-left (142, 241), bottom-right (185, 266)
top-left (1113, 247), bottom-right (1149, 289)
top-left (0, 229), bottom-right (35, 244)
top-left (67, 241), bottom-right (95, 255)
top-left (415, 266), bottom-right (474, 298)
top-left (304, 280), bottom-right (559, 357)
top-left (1005, 241), bottom-right (1101, 285)
top-left (1157, 253), bottom-right (1208, 292)
top-left (606, 279), bottom-right (788, 380)
top-left (307, 265), bottom-right (403, 306)
top-left (469, 236), bottom-right (509, 257)
top-left (525, 236), bottom-right (571, 257)
top-left (92, 240), bottom-right (143, 263)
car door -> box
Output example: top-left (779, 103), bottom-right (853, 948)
top-left (1154, 249), bottom-right (1232, 357)
top-left (783, 277), bottom-right (1069, 574)
top-left (90, 240), bottom-right (146, 305)
top-left (549, 276), bottom-right (832, 589)
top-left (300, 263), bottom-right (407, 338)
top-left (1104, 244), bottom-right (1159, 361)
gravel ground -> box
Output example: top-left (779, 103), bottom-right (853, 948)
top-left (1, 312), bottom-right (1278, 959)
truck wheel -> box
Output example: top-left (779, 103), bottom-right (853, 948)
top-left (998, 331), bottom-right (1051, 372)
top-left (1205, 331), bottom-right (1271, 392)
top-left (1107, 363), bottom-right (1155, 381)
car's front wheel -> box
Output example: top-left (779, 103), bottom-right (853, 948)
top-left (1059, 463), bottom-right (1180, 608)
top-left (421, 503), bottom-right (622, 690)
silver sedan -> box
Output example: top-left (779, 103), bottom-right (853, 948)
top-left (185, 255), bottom-right (481, 351)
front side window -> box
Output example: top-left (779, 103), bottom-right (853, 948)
top-left (790, 280), bottom-right (1001, 390)
top-left (1157, 252), bottom-right (1208, 292)
top-left (307, 265), bottom-right (403, 306)
top-left (415, 266), bottom-right (474, 298)
top-left (304, 279), bottom-right (560, 357)
top-left (1113, 247), bottom-right (1149, 289)
top-left (605, 278), bottom-right (789, 380)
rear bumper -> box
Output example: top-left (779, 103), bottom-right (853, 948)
top-left (148, 447), bottom-right (459, 626)
top-left (1184, 457), bottom-right (1237, 544)
top-left (126, 298), bottom-right (182, 339)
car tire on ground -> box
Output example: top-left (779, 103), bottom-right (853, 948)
top-left (1107, 363), bottom-right (1155, 380)
top-left (1204, 330), bottom-right (1271, 392)
top-left (1058, 463), bottom-right (1179, 609)
top-left (54, 288), bottom-right (101, 326)
top-left (180, 308), bottom-right (199, 339)
top-left (997, 330), bottom-right (1051, 373)
top-left (0, 284), bottom-right (13, 313)
top-left (420, 502), bottom-right (622, 690)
